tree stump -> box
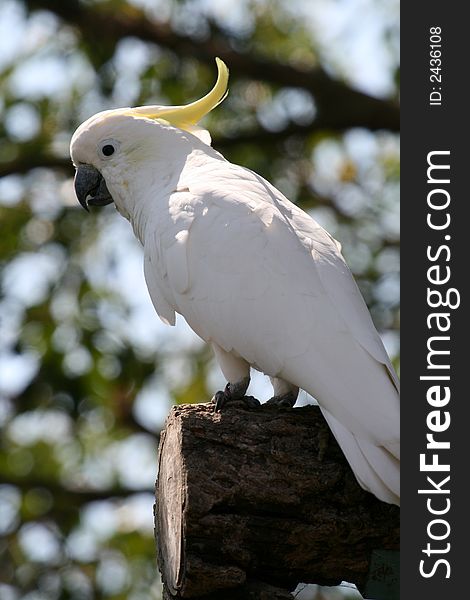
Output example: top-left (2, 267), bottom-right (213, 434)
top-left (155, 402), bottom-right (399, 599)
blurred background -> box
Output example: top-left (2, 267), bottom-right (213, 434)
top-left (0, 0), bottom-right (399, 598)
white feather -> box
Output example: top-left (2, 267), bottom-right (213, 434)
top-left (141, 145), bottom-right (400, 504)
top-left (71, 117), bottom-right (400, 505)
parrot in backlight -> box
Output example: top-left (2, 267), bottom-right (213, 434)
top-left (70, 59), bottom-right (400, 505)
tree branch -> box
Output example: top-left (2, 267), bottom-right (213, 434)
top-left (0, 472), bottom-right (153, 503)
top-left (156, 403), bottom-right (399, 599)
top-left (24, 0), bottom-right (399, 132)
top-left (0, 154), bottom-right (73, 178)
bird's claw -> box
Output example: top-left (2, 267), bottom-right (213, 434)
top-left (265, 392), bottom-right (297, 409)
top-left (213, 387), bottom-right (230, 412)
top-left (242, 395), bottom-right (261, 409)
top-left (212, 384), bottom-right (260, 412)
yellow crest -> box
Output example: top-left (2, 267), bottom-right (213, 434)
top-left (128, 58), bottom-right (228, 134)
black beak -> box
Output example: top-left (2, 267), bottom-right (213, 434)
top-left (74, 165), bottom-right (114, 211)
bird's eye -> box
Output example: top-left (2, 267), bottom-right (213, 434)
top-left (102, 144), bottom-right (115, 156)
top-left (99, 139), bottom-right (119, 159)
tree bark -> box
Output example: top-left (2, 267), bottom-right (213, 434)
top-left (155, 402), bottom-right (399, 599)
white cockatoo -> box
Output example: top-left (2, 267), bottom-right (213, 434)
top-left (71, 59), bottom-right (400, 505)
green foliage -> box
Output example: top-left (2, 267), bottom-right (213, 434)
top-left (0, 1), bottom-right (399, 598)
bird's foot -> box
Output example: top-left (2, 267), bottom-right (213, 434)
top-left (265, 391), bottom-right (297, 409)
top-left (213, 387), bottom-right (260, 411)
top-left (212, 377), bottom-right (259, 412)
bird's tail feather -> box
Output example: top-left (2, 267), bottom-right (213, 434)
top-left (321, 408), bottom-right (400, 506)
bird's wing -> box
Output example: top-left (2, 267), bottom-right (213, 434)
top-left (146, 158), bottom-right (399, 446)
top-left (143, 250), bottom-right (176, 326)
top-left (289, 195), bottom-right (400, 392)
